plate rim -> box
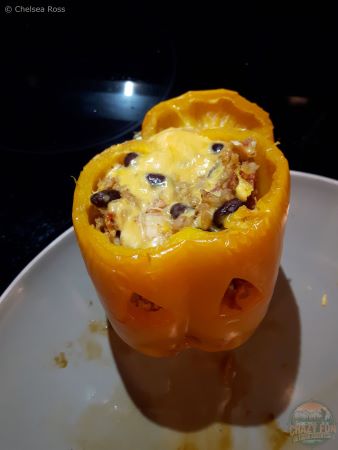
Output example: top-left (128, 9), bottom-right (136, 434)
top-left (290, 169), bottom-right (338, 186)
top-left (1, 170), bottom-right (337, 305)
top-left (0, 227), bottom-right (74, 307)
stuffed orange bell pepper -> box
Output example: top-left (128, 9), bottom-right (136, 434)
top-left (72, 90), bottom-right (289, 357)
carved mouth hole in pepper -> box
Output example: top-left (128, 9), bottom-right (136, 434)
top-left (220, 278), bottom-right (261, 315)
top-left (129, 293), bottom-right (162, 312)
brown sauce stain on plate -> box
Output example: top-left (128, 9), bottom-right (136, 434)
top-left (88, 319), bottom-right (108, 335)
top-left (76, 333), bottom-right (103, 361)
top-left (73, 393), bottom-right (289, 450)
top-left (176, 424), bottom-right (232, 450)
top-left (53, 351), bottom-right (68, 368)
top-left (219, 425), bottom-right (232, 450)
top-left (265, 420), bottom-right (290, 450)
top-left (53, 320), bottom-right (106, 367)
top-left (84, 339), bottom-right (103, 360)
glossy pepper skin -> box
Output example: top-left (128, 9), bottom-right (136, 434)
top-left (142, 89), bottom-right (274, 142)
top-left (72, 90), bottom-right (289, 357)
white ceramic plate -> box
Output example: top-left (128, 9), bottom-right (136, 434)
top-left (1, 171), bottom-right (338, 450)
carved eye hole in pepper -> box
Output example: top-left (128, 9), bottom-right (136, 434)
top-left (129, 293), bottom-right (162, 312)
top-left (127, 293), bottom-right (177, 332)
top-left (220, 279), bottom-right (261, 315)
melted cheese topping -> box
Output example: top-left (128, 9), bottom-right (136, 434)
top-left (95, 128), bottom-right (257, 248)
top-left (107, 129), bottom-right (220, 208)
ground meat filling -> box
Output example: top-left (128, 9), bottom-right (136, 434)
top-left (90, 129), bottom-right (258, 248)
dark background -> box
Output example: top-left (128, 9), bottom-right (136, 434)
top-left (1, 5), bottom-right (337, 293)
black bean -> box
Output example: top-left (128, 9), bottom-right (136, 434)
top-left (115, 230), bottom-right (121, 238)
top-left (211, 142), bottom-right (224, 153)
top-left (124, 152), bottom-right (138, 167)
top-left (213, 198), bottom-right (244, 228)
top-left (146, 173), bottom-right (166, 186)
top-left (90, 189), bottom-right (121, 208)
top-left (245, 193), bottom-right (256, 210)
top-left (170, 203), bottom-right (187, 219)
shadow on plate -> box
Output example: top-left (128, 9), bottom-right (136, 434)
top-left (108, 267), bottom-right (300, 432)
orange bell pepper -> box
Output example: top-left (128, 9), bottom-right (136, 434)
top-left (72, 90), bottom-right (289, 357)
top-left (142, 89), bottom-right (274, 142)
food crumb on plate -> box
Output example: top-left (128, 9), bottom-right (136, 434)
top-left (53, 351), bottom-right (68, 368)
top-left (321, 293), bottom-right (328, 307)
